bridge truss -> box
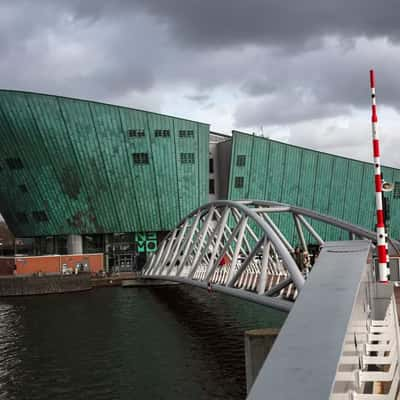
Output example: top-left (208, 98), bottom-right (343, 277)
top-left (143, 200), bottom-right (400, 312)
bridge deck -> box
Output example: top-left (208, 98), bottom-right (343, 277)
top-left (247, 241), bottom-right (371, 400)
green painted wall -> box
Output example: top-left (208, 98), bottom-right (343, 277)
top-left (228, 131), bottom-right (400, 241)
top-left (0, 90), bottom-right (209, 236)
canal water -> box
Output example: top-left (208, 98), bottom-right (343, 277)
top-left (0, 286), bottom-right (286, 400)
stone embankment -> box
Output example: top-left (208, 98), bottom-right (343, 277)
top-left (0, 274), bottom-right (92, 296)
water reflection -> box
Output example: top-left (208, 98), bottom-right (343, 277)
top-left (0, 286), bottom-right (285, 400)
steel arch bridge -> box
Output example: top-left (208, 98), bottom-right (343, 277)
top-left (143, 200), bottom-right (400, 312)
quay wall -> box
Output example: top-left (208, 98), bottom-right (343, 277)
top-left (0, 274), bottom-right (92, 296)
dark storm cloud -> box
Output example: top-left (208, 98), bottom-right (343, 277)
top-left (122, 0), bottom-right (400, 50)
top-left (10, 0), bottom-right (400, 51)
top-left (1, 0), bottom-right (400, 132)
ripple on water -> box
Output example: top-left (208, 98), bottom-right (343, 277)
top-left (0, 286), bottom-right (285, 400)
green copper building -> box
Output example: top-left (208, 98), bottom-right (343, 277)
top-left (0, 90), bottom-right (209, 269)
top-left (0, 90), bottom-right (399, 270)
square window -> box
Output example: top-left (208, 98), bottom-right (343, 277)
top-left (180, 153), bottom-right (195, 164)
top-left (6, 158), bottom-right (23, 170)
top-left (32, 211), bottom-right (48, 222)
top-left (16, 212), bottom-right (28, 224)
top-left (209, 158), bottom-right (214, 173)
top-left (234, 177), bottom-right (244, 188)
top-left (19, 184), bottom-right (28, 193)
top-left (128, 129), bottom-right (145, 137)
top-left (209, 179), bottom-right (215, 194)
top-left (155, 129), bottom-right (170, 137)
top-left (179, 130), bottom-right (194, 137)
top-left (394, 182), bottom-right (400, 198)
top-left (132, 153), bottom-right (149, 164)
top-left (237, 155), bottom-right (246, 167)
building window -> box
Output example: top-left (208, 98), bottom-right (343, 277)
top-left (16, 212), bottom-right (28, 224)
top-left (234, 176), bottom-right (244, 188)
top-left (179, 130), bottom-right (194, 137)
top-left (237, 155), bottom-right (246, 167)
top-left (209, 158), bottom-right (214, 173)
top-left (180, 153), bottom-right (195, 164)
top-left (128, 129), bottom-right (145, 137)
top-left (155, 129), bottom-right (170, 137)
top-left (32, 211), bottom-right (48, 222)
top-left (209, 179), bottom-right (215, 194)
top-left (132, 153), bottom-right (149, 164)
top-left (394, 182), bottom-right (400, 198)
top-left (19, 184), bottom-right (28, 193)
top-left (6, 158), bottom-right (23, 170)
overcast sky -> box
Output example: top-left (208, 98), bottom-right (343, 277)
top-left (1, 0), bottom-right (400, 167)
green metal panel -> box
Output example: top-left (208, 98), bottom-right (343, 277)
top-left (59, 97), bottom-right (121, 233)
top-left (26, 94), bottom-right (99, 234)
top-left (341, 160), bottom-right (364, 237)
top-left (229, 131), bottom-right (254, 200)
top-left (146, 113), bottom-right (179, 230)
top-left (390, 168), bottom-right (400, 238)
top-left (118, 107), bottom-right (160, 231)
top-left (357, 164), bottom-right (375, 234)
top-left (248, 136), bottom-right (270, 200)
top-left (310, 154), bottom-right (335, 240)
top-left (0, 90), bottom-right (209, 236)
top-left (198, 124), bottom-right (209, 207)
top-left (228, 132), bottom-right (400, 242)
top-left (295, 149), bottom-right (318, 243)
top-left (174, 119), bottom-right (200, 217)
top-left (280, 145), bottom-right (303, 243)
top-left (89, 102), bottom-right (140, 232)
top-left (325, 157), bottom-right (349, 241)
top-left (0, 92), bottom-right (60, 236)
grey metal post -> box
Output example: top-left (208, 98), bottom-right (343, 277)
top-left (262, 214), bottom-right (295, 253)
top-left (296, 214), bottom-right (324, 246)
top-left (226, 216), bottom-right (249, 284)
top-left (293, 214), bottom-right (308, 252)
top-left (157, 228), bottom-right (179, 274)
top-left (145, 240), bottom-right (167, 275)
top-left (204, 207), bottom-right (231, 279)
top-left (166, 220), bottom-right (189, 275)
top-left (257, 239), bottom-right (271, 295)
top-left (205, 216), bottom-right (246, 282)
top-left (175, 212), bottom-right (202, 276)
top-left (227, 237), bottom-right (264, 287)
top-left (187, 207), bottom-right (217, 278)
top-left (264, 277), bottom-right (293, 296)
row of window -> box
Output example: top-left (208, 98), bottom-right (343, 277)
top-left (6, 158), bottom-right (23, 170)
top-left (179, 130), bottom-right (194, 137)
top-left (155, 130), bottom-right (170, 137)
top-left (127, 129), bottom-right (195, 138)
top-left (235, 176), bottom-right (244, 188)
top-left (128, 129), bottom-right (145, 137)
top-left (132, 153), bottom-right (195, 164)
top-left (16, 211), bottom-right (48, 224)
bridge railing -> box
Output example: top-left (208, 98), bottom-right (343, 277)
top-left (247, 240), bottom-right (400, 399)
top-left (144, 200), bottom-right (400, 313)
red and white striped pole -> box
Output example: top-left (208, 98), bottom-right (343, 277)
top-left (369, 69), bottom-right (389, 282)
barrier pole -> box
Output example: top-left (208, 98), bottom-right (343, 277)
top-left (369, 69), bottom-right (389, 282)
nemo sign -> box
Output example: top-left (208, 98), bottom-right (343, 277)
top-left (135, 232), bottom-right (157, 253)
